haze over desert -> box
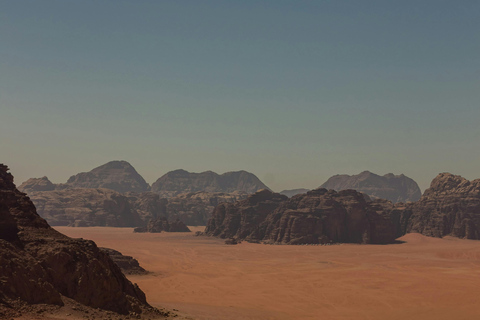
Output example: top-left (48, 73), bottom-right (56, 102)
top-left (2, 2), bottom-right (479, 319)
top-left (56, 226), bottom-right (480, 320)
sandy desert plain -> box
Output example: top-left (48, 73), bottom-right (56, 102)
top-left (55, 226), bottom-right (480, 320)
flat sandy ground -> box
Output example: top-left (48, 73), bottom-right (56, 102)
top-left (55, 227), bottom-right (480, 320)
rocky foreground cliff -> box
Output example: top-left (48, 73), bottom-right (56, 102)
top-left (320, 171), bottom-right (421, 203)
top-left (0, 164), bottom-right (167, 318)
top-left (205, 189), bottom-right (397, 244)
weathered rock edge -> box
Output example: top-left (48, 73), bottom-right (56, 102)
top-left (0, 164), bottom-right (151, 315)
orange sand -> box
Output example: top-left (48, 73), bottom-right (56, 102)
top-left (55, 227), bottom-right (480, 320)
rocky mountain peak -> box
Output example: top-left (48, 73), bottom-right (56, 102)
top-left (320, 171), bottom-right (421, 203)
top-left (151, 169), bottom-right (269, 197)
top-left (424, 172), bottom-right (477, 196)
top-left (65, 160), bottom-right (150, 193)
top-left (18, 176), bottom-right (55, 193)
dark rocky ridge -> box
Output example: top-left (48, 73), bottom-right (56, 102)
top-left (0, 164), bottom-right (151, 314)
top-left (320, 171), bottom-right (421, 203)
top-left (205, 188), bottom-right (397, 244)
top-left (151, 169), bottom-right (269, 197)
top-left (64, 160), bottom-right (150, 193)
top-left (134, 217), bottom-right (190, 233)
top-left (404, 173), bottom-right (480, 239)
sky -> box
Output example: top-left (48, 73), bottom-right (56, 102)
top-left (1, 0), bottom-right (479, 192)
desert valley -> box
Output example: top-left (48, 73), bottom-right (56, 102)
top-left (2, 2), bottom-right (479, 319)
top-left (2, 161), bottom-right (480, 319)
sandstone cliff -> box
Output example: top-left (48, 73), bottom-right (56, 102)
top-left (0, 164), bottom-right (150, 315)
top-left (30, 188), bottom-right (143, 227)
top-left (320, 171), bottom-right (421, 203)
top-left (25, 188), bottom-right (246, 227)
top-left (405, 173), bottom-right (480, 239)
top-left (151, 169), bottom-right (269, 197)
top-left (205, 188), bottom-right (397, 244)
top-left (65, 160), bottom-right (150, 193)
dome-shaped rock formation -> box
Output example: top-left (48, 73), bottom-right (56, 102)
top-left (151, 169), bottom-right (269, 197)
top-left (320, 171), bottom-right (421, 203)
top-left (65, 160), bottom-right (150, 193)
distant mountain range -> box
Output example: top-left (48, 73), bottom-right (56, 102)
top-left (280, 171), bottom-right (421, 203)
top-left (320, 171), bottom-right (421, 203)
top-left (18, 161), bottom-right (267, 227)
top-left (151, 169), bottom-right (269, 197)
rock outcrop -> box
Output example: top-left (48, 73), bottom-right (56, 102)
top-left (65, 160), bottom-right (150, 193)
top-left (320, 171), bottom-right (421, 203)
top-left (151, 169), bottom-right (269, 197)
top-left (134, 217), bottom-right (190, 233)
top-left (404, 173), bottom-right (480, 239)
top-left (18, 176), bottom-right (56, 193)
top-left (30, 188), bottom-right (143, 227)
top-left (0, 164), bottom-right (151, 315)
top-left (279, 188), bottom-right (310, 198)
top-left (100, 248), bottom-right (149, 275)
top-left (205, 188), bottom-right (397, 244)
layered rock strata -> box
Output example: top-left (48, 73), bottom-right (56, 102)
top-left (206, 188), bottom-right (397, 244)
top-left (404, 173), bottom-right (480, 239)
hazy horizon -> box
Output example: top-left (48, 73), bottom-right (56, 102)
top-left (2, 1), bottom-right (479, 192)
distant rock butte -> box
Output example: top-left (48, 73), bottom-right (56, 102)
top-left (404, 173), bottom-right (480, 239)
top-left (134, 217), bottom-right (190, 233)
top-left (65, 160), bottom-right (150, 193)
top-left (205, 188), bottom-right (397, 244)
top-left (320, 171), bottom-right (421, 203)
top-left (280, 188), bottom-right (310, 198)
top-left (151, 169), bottom-right (269, 197)
top-left (0, 164), bottom-right (151, 315)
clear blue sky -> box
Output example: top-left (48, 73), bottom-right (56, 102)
top-left (1, 1), bottom-right (479, 192)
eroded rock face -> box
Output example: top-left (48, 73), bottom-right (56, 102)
top-left (100, 247), bottom-right (149, 275)
top-left (0, 164), bottom-right (149, 314)
top-left (29, 188), bottom-right (143, 227)
top-left (151, 169), bottom-right (269, 197)
top-left (65, 160), bottom-right (150, 193)
top-left (205, 188), bottom-right (397, 244)
top-left (134, 217), bottom-right (190, 233)
top-left (405, 173), bottom-right (480, 239)
top-left (320, 171), bottom-right (421, 203)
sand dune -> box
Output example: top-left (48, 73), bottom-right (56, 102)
top-left (55, 227), bottom-right (480, 320)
